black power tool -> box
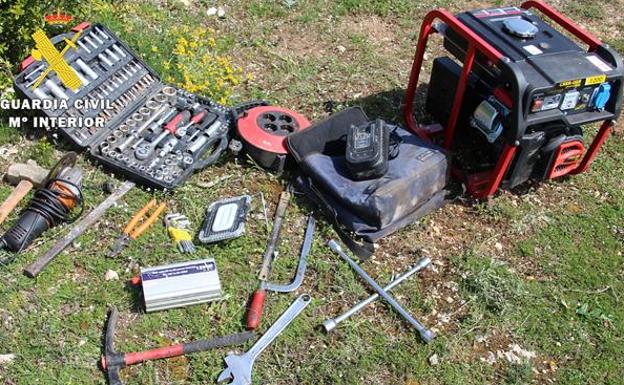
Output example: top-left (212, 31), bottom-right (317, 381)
top-left (0, 153), bottom-right (83, 261)
top-left (345, 119), bottom-right (390, 180)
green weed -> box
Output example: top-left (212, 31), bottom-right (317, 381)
top-left (458, 254), bottom-right (526, 316)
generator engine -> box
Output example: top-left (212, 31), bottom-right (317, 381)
top-left (404, 1), bottom-right (623, 198)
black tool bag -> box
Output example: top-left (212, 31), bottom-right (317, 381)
top-left (287, 107), bottom-right (449, 259)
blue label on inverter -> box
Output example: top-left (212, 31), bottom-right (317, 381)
top-left (141, 261), bottom-right (216, 281)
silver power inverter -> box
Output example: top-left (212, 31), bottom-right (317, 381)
top-left (140, 258), bottom-right (222, 312)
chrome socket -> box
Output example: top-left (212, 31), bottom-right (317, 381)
top-left (77, 40), bottom-right (92, 54)
top-left (146, 100), bottom-right (160, 110)
top-left (106, 48), bottom-right (120, 62)
top-left (98, 53), bottom-right (114, 67)
top-left (44, 79), bottom-right (69, 100)
top-left (162, 86), bottom-right (177, 103)
top-left (134, 144), bottom-right (151, 160)
top-left (153, 93), bottom-right (168, 104)
top-left (90, 31), bottom-right (104, 45)
top-left (131, 112), bottom-right (144, 122)
top-left (84, 35), bottom-right (98, 49)
top-left (112, 44), bottom-right (127, 58)
top-left (182, 154), bottom-right (194, 167)
top-left (95, 26), bottom-right (109, 40)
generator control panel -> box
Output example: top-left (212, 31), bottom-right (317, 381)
top-left (443, 6), bottom-right (623, 125)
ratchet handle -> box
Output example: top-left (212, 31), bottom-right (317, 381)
top-left (246, 288), bottom-right (267, 330)
top-left (191, 110), bottom-right (207, 124)
top-left (164, 111), bottom-right (190, 134)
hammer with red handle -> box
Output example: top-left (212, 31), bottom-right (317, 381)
top-left (101, 306), bottom-right (254, 385)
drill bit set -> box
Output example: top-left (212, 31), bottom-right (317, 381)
top-left (14, 23), bottom-right (231, 189)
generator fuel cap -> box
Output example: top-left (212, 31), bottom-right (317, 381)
top-left (502, 18), bottom-right (538, 38)
top-left (237, 106), bottom-right (310, 172)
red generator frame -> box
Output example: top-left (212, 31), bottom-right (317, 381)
top-left (403, 0), bottom-right (617, 199)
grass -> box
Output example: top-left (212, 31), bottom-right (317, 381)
top-left (0, 0), bottom-right (623, 384)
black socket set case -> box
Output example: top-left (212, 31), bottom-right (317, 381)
top-left (13, 22), bottom-right (231, 189)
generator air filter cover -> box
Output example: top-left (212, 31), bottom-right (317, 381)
top-left (140, 259), bottom-right (222, 312)
top-left (198, 195), bottom-right (251, 243)
top-left (237, 106), bottom-right (311, 170)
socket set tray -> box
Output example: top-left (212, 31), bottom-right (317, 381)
top-left (13, 22), bottom-right (232, 189)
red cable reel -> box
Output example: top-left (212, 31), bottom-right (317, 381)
top-left (236, 106), bottom-right (310, 172)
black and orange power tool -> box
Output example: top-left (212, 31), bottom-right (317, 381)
top-left (0, 152), bottom-right (83, 259)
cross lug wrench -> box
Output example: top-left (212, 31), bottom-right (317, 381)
top-left (218, 294), bottom-right (311, 385)
top-left (328, 240), bottom-right (435, 343)
top-left (322, 257), bottom-right (431, 332)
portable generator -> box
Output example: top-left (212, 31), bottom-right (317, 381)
top-left (403, 1), bottom-right (623, 198)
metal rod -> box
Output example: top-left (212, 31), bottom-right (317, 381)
top-left (258, 190), bottom-right (290, 281)
top-left (24, 181), bottom-right (136, 278)
top-left (322, 257), bottom-right (431, 332)
top-left (328, 240), bottom-right (435, 343)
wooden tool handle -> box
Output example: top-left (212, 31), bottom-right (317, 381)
top-left (0, 180), bottom-right (34, 225)
top-left (246, 288), bottom-right (267, 330)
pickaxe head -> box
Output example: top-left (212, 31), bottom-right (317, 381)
top-left (217, 353), bottom-right (254, 385)
top-left (100, 306), bottom-right (127, 385)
